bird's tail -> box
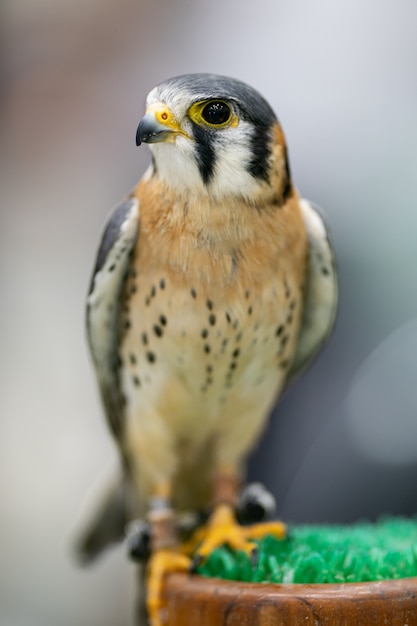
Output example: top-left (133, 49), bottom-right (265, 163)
top-left (74, 472), bottom-right (139, 564)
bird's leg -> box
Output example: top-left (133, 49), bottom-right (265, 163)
top-left (193, 465), bottom-right (286, 565)
top-left (192, 466), bottom-right (253, 560)
top-left (146, 483), bottom-right (190, 626)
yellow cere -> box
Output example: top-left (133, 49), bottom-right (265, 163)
top-left (145, 103), bottom-right (186, 136)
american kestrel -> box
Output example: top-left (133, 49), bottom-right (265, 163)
top-left (80, 74), bottom-right (337, 625)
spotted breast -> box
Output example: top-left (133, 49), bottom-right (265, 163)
top-left (118, 175), bottom-right (307, 511)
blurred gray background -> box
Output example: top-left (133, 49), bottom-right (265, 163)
top-left (2, 0), bottom-right (417, 624)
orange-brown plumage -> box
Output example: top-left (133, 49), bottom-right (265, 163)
top-left (82, 74), bottom-right (337, 625)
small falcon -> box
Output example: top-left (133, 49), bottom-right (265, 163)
top-left (80, 73), bottom-right (337, 624)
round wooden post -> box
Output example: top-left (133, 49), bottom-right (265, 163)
top-left (161, 573), bottom-right (417, 625)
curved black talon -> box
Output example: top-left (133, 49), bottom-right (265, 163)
top-left (250, 547), bottom-right (259, 570)
top-left (190, 553), bottom-right (204, 574)
top-left (125, 519), bottom-right (150, 562)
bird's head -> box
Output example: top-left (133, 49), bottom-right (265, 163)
top-left (136, 74), bottom-right (291, 204)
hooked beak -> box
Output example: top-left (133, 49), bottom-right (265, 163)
top-left (136, 103), bottom-right (188, 146)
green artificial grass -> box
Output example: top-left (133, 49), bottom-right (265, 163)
top-left (197, 517), bottom-right (417, 584)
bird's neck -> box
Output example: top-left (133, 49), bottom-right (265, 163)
top-left (146, 138), bottom-right (290, 206)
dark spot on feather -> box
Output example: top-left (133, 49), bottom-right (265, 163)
top-left (191, 288), bottom-right (197, 299)
top-left (129, 353), bottom-right (137, 365)
top-left (208, 314), bottom-right (216, 326)
top-left (281, 335), bottom-right (289, 349)
top-left (206, 299), bottom-right (214, 311)
top-left (146, 351), bottom-right (156, 363)
top-left (204, 344), bottom-right (211, 354)
top-left (153, 325), bottom-right (163, 338)
top-left (232, 348), bottom-right (240, 359)
top-left (201, 328), bottom-right (209, 339)
top-left (247, 306), bottom-right (253, 315)
top-left (108, 264), bottom-right (116, 272)
top-left (160, 278), bottom-right (166, 289)
top-left (322, 266), bottom-right (330, 276)
top-left (276, 325), bottom-right (284, 337)
top-left (132, 375), bottom-right (141, 387)
top-left (231, 249), bottom-right (240, 274)
top-left (225, 312), bottom-right (232, 324)
top-left (159, 315), bottom-right (167, 326)
top-left (284, 279), bottom-right (291, 299)
top-left (142, 332), bottom-right (148, 346)
top-left (150, 286), bottom-right (156, 298)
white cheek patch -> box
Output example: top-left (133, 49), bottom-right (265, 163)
top-left (209, 122), bottom-right (259, 199)
top-left (150, 141), bottom-right (206, 193)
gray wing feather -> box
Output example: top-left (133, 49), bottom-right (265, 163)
top-left (86, 198), bottom-right (140, 438)
top-left (289, 199), bottom-right (338, 378)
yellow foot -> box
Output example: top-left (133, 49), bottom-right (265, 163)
top-left (147, 548), bottom-right (191, 626)
top-left (192, 504), bottom-right (287, 562)
top-left (245, 519), bottom-right (287, 542)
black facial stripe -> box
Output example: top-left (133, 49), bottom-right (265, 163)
top-left (192, 123), bottom-right (216, 185)
top-left (282, 144), bottom-right (292, 201)
top-left (151, 154), bottom-right (158, 177)
top-left (248, 123), bottom-right (273, 183)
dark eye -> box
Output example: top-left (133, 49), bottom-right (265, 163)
top-left (201, 101), bottom-right (232, 125)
